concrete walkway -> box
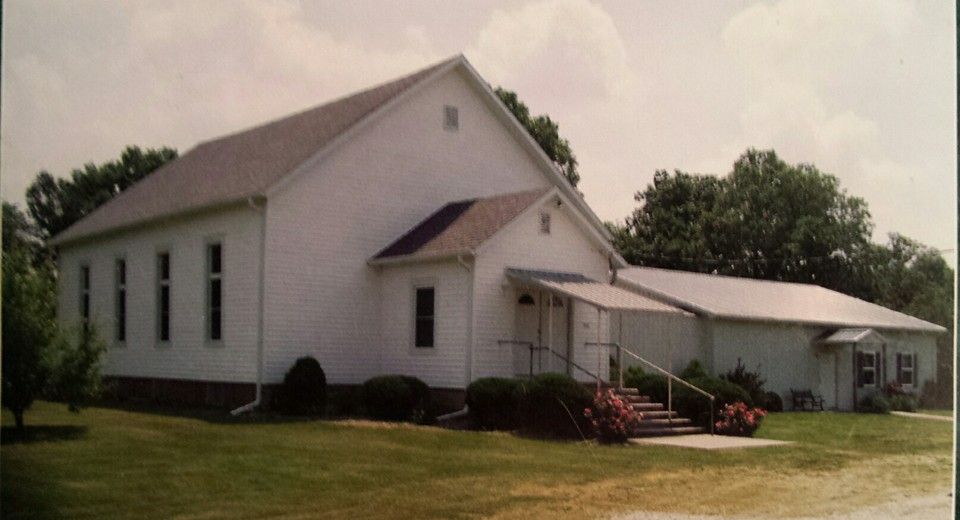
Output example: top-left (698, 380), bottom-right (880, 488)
top-left (629, 434), bottom-right (791, 450)
top-left (891, 411), bottom-right (953, 422)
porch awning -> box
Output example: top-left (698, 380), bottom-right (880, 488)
top-left (506, 268), bottom-right (689, 314)
top-left (818, 327), bottom-right (886, 345)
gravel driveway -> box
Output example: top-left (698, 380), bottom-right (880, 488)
top-left (613, 492), bottom-right (952, 520)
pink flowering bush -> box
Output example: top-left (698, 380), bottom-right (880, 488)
top-left (714, 401), bottom-right (766, 437)
top-left (584, 389), bottom-right (642, 444)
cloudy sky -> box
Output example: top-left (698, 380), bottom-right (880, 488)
top-left (2, 1), bottom-right (955, 263)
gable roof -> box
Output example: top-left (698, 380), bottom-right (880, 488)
top-left (50, 56), bottom-right (459, 246)
top-left (371, 188), bottom-right (550, 263)
top-left (616, 266), bottom-right (946, 333)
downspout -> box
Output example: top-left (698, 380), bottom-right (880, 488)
top-left (438, 255), bottom-right (473, 424)
top-left (231, 197), bottom-right (267, 415)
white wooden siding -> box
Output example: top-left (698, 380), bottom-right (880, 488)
top-left (375, 261), bottom-right (471, 388)
top-left (611, 311), bottom-right (705, 376)
top-left (56, 205), bottom-right (262, 382)
top-left (471, 199), bottom-right (612, 383)
top-left (261, 68), bottom-right (553, 385)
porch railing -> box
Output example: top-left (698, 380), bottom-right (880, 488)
top-left (586, 341), bottom-right (716, 436)
top-left (497, 340), bottom-right (601, 382)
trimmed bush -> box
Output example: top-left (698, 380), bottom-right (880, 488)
top-left (679, 360), bottom-right (708, 380)
top-left (858, 393), bottom-right (890, 414)
top-left (362, 375), bottom-right (431, 422)
top-left (675, 376), bottom-right (752, 427)
top-left (721, 358), bottom-right (767, 404)
top-left (276, 356), bottom-right (327, 415)
top-left (760, 391), bottom-right (784, 412)
top-left (523, 373), bottom-right (592, 439)
top-left (466, 377), bottom-right (526, 430)
top-left (889, 394), bottom-right (918, 412)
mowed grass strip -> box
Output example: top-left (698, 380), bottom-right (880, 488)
top-left (1, 402), bottom-right (952, 519)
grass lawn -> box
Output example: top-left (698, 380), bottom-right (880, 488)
top-left (1, 402), bottom-right (953, 519)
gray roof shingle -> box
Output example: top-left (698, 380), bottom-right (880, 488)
top-left (51, 56), bottom-right (459, 245)
top-left (372, 188), bottom-right (551, 261)
top-left (616, 266), bottom-right (946, 333)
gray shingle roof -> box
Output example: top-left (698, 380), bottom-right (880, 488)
top-left (50, 56), bottom-right (459, 245)
top-left (616, 266), bottom-right (946, 333)
top-left (372, 188), bottom-right (551, 262)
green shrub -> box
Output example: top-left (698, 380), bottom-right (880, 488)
top-left (858, 393), bottom-right (890, 414)
top-left (275, 356), bottom-right (327, 415)
top-left (466, 377), bottom-right (526, 430)
top-left (675, 376), bottom-right (752, 427)
top-left (679, 360), bottom-right (708, 380)
top-left (623, 366), bottom-right (668, 404)
top-left (721, 358), bottom-right (766, 404)
top-left (889, 394), bottom-right (918, 412)
top-left (522, 373), bottom-right (592, 439)
top-left (362, 375), bottom-right (431, 422)
top-left (760, 391), bottom-right (783, 412)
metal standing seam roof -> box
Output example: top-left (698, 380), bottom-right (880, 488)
top-left (818, 328), bottom-right (887, 345)
top-left (371, 188), bottom-right (551, 262)
top-left (506, 268), bottom-right (691, 314)
top-left (50, 56), bottom-right (460, 246)
top-left (616, 266), bottom-right (946, 333)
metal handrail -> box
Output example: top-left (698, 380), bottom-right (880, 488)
top-left (586, 341), bottom-right (715, 435)
top-left (498, 339), bottom-right (600, 382)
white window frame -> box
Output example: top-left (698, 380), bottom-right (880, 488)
top-left (539, 211), bottom-right (551, 234)
top-left (412, 281), bottom-right (437, 349)
top-left (898, 352), bottom-right (915, 387)
top-left (156, 250), bottom-right (171, 345)
top-left (443, 105), bottom-right (459, 131)
top-left (859, 350), bottom-right (878, 388)
top-left (114, 257), bottom-right (126, 346)
top-left (205, 240), bottom-right (224, 344)
top-left (79, 263), bottom-right (91, 328)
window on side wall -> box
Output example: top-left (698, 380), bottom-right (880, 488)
top-left (897, 353), bottom-right (915, 386)
top-left (207, 242), bottom-right (223, 342)
top-left (115, 259), bottom-right (126, 343)
top-left (80, 264), bottom-right (91, 329)
top-left (414, 286), bottom-right (435, 348)
top-left (157, 252), bottom-right (171, 343)
top-left (857, 350), bottom-right (879, 388)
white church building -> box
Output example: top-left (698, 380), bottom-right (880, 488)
top-left (51, 56), bottom-right (943, 412)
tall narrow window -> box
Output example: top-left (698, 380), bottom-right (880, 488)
top-left (857, 351), bottom-right (879, 388)
top-left (207, 243), bottom-right (222, 341)
top-left (115, 259), bottom-right (126, 342)
top-left (414, 286), bottom-right (435, 348)
top-left (897, 353), bottom-right (915, 386)
top-left (157, 252), bottom-right (170, 342)
top-left (80, 265), bottom-right (91, 328)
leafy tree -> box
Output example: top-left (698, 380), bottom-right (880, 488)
top-left (26, 145), bottom-right (177, 239)
top-left (495, 87), bottom-right (579, 188)
top-left (614, 149), bottom-right (875, 297)
top-left (2, 247), bottom-right (57, 429)
top-left (46, 325), bottom-right (107, 412)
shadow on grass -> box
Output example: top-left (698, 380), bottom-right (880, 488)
top-left (1, 425), bottom-right (88, 445)
top-left (95, 399), bottom-right (325, 426)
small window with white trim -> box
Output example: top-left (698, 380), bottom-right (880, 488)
top-left (897, 353), bottom-right (915, 386)
top-left (206, 242), bottom-right (223, 341)
top-left (857, 350), bottom-right (879, 388)
top-left (414, 286), bottom-right (435, 348)
top-left (443, 105), bottom-right (459, 131)
top-left (539, 211), bottom-right (551, 234)
top-left (80, 264), bottom-right (91, 328)
top-left (157, 252), bottom-right (171, 342)
top-left (115, 258), bottom-right (126, 343)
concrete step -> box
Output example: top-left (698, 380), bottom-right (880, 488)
top-left (637, 410), bottom-right (680, 419)
top-left (615, 387), bottom-right (640, 396)
top-left (635, 417), bottom-right (693, 427)
top-left (623, 394), bottom-right (651, 404)
top-left (630, 426), bottom-right (705, 438)
top-left (631, 402), bottom-right (663, 411)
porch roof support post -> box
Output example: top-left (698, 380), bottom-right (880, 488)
top-left (596, 307), bottom-right (602, 393)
